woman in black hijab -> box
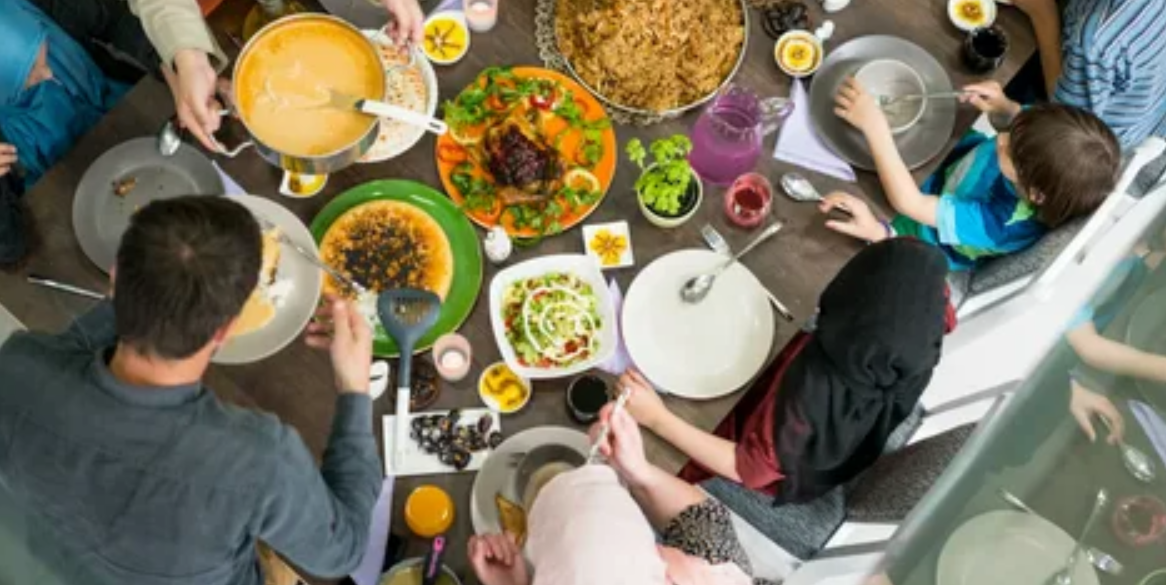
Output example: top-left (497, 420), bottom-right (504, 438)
top-left (623, 238), bottom-right (951, 503)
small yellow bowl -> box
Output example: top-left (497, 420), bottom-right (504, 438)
top-left (422, 11), bottom-right (470, 66)
top-left (405, 485), bottom-right (455, 538)
top-left (478, 361), bottom-right (532, 414)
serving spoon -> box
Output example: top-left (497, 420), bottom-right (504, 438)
top-left (780, 172), bottom-right (852, 216)
top-left (680, 221), bottom-right (783, 304)
top-left (1100, 416), bottom-right (1156, 483)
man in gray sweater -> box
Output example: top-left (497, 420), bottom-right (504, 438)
top-left (0, 196), bottom-right (381, 585)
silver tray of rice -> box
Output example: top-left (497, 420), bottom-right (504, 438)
top-left (553, 0), bottom-right (749, 117)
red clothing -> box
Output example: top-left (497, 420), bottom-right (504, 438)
top-left (677, 300), bottom-right (955, 494)
top-left (679, 331), bottom-right (812, 495)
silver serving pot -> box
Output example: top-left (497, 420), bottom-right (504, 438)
top-left (227, 14), bottom-right (386, 174)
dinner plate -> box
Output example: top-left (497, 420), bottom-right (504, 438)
top-left (470, 426), bottom-right (589, 536)
top-left (214, 195), bottom-right (323, 365)
top-left (358, 29), bottom-right (439, 164)
top-left (622, 250), bottom-right (775, 399)
top-left (309, 180), bottom-right (483, 356)
top-left (488, 254), bottom-right (618, 380)
top-left (937, 510), bottom-right (1098, 585)
top-left (72, 138), bottom-right (224, 272)
top-left (1125, 286), bottom-right (1166, 394)
top-left (434, 66), bottom-right (617, 238)
top-left (809, 35), bottom-right (957, 171)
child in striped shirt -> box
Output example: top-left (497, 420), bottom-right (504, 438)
top-left (826, 79), bottom-right (1121, 270)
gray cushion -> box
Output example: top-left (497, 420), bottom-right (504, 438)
top-left (1132, 152), bottom-right (1166, 198)
top-left (967, 218), bottom-right (1086, 295)
top-left (845, 424), bottom-right (976, 523)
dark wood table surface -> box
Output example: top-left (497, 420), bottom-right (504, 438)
top-left (0, 0), bottom-right (1034, 580)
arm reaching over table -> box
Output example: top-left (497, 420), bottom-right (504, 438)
top-left (834, 77), bottom-right (940, 228)
top-left (620, 369), bottom-right (746, 484)
top-left (128, 0), bottom-right (227, 152)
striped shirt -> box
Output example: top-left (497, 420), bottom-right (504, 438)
top-left (1055, 0), bottom-right (1166, 149)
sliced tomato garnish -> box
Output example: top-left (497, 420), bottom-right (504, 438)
top-left (437, 143), bottom-right (468, 164)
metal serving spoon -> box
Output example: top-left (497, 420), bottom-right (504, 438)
top-left (156, 109), bottom-right (249, 157)
top-left (780, 172), bottom-right (852, 216)
top-left (1046, 489), bottom-right (1109, 585)
top-left (1100, 416), bottom-right (1156, 483)
top-left (680, 221), bottom-right (783, 304)
top-left (997, 488), bottom-right (1123, 577)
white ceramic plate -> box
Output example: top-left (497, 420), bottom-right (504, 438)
top-left (622, 249), bottom-right (775, 399)
top-left (488, 254), bottom-right (617, 380)
top-left (213, 195), bottom-right (323, 365)
top-left (937, 510), bottom-right (1098, 585)
top-left (470, 426), bottom-right (589, 535)
top-left (358, 30), bottom-right (439, 163)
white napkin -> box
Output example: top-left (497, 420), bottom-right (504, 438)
top-left (350, 478), bottom-right (395, 585)
top-left (433, 0), bottom-right (463, 12)
top-left (1130, 400), bottom-right (1166, 468)
top-left (213, 162), bottom-right (247, 196)
top-left (773, 80), bottom-right (857, 182)
top-left (598, 279), bottom-right (632, 376)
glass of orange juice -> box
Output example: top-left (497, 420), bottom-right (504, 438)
top-left (405, 485), bottom-right (455, 538)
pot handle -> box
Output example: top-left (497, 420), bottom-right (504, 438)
top-left (210, 108), bottom-right (255, 158)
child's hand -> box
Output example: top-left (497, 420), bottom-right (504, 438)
top-left (962, 81), bottom-right (1022, 119)
top-left (834, 77), bottom-right (890, 136)
top-left (819, 192), bottom-right (890, 243)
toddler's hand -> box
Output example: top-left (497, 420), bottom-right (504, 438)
top-left (834, 77), bottom-right (890, 136)
top-left (819, 192), bottom-right (889, 243)
top-left (962, 81), bottom-right (1021, 119)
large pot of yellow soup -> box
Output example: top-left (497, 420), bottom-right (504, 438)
top-left (232, 14), bottom-right (385, 174)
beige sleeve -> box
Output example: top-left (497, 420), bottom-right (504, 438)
top-left (127, 0), bottom-right (228, 73)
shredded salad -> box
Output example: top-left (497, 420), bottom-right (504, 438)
top-left (502, 272), bottom-right (602, 368)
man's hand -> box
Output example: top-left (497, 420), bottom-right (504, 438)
top-left (819, 192), bottom-right (889, 242)
top-left (619, 369), bottom-right (669, 430)
top-left (168, 49), bottom-right (222, 153)
top-left (382, 0), bottom-right (425, 46)
top-left (834, 77), bottom-right (890, 137)
top-left (0, 144), bottom-right (16, 178)
top-left (306, 296), bottom-right (373, 394)
top-left (1069, 379), bottom-right (1124, 445)
top-left (962, 81), bottom-right (1022, 119)
top-left (591, 401), bottom-right (652, 487)
top-left (468, 534), bottom-right (530, 585)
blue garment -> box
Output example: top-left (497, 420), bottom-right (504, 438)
top-left (0, 0), bottom-right (127, 188)
top-left (1056, 0), bottom-right (1166, 149)
top-left (893, 132), bottom-right (1047, 270)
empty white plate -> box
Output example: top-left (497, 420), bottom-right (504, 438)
top-left (622, 249), bottom-right (775, 399)
top-left (938, 510), bottom-right (1098, 585)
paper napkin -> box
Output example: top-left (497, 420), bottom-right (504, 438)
top-left (773, 80), bottom-right (857, 182)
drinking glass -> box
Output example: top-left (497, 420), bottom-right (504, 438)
top-left (962, 26), bottom-right (1008, 74)
top-left (464, 0), bottom-right (498, 32)
top-left (724, 173), bottom-right (773, 229)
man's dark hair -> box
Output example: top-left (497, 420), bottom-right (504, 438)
top-left (1010, 103), bottom-right (1121, 228)
top-left (114, 196), bottom-right (261, 360)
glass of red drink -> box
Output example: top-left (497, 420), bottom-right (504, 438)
top-left (724, 172), bottom-right (773, 228)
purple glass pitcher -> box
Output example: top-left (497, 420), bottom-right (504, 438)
top-left (689, 84), bottom-right (794, 186)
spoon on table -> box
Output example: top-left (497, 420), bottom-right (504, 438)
top-left (1045, 489), bottom-right (1109, 585)
top-left (1099, 416), bottom-right (1156, 483)
top-left (876, 90), bottom-right (970, 106)
top-left (997, 488), bottom-right (1124, 577)
top-left (156, 109), bottom-right (248, 157)
top-left (680, 220), bottom-right (784, 304)
top-left (780, 172), bottom-right (852, 216)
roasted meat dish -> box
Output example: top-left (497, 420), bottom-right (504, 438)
top-left (483, 112), bottom-right (564, 206)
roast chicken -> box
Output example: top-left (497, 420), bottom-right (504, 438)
top-left (483, 110), bottom-right (564, 206)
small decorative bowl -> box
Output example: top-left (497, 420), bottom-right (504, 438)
top-left (478, 361), bottom-right (532, 414)
top-left (432, 333), bottom-right (472, 382)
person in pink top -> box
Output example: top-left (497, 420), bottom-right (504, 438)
top-left (468, 405), bottom-right (770, 585)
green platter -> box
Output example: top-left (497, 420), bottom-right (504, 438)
top-left (310, 179), bottom-right (484, 357)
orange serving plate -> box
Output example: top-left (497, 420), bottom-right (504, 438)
top-left (435, 66), bottom-right (617, 238)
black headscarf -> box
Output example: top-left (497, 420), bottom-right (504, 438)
top-left (771, 239), bottom-right (948, 505)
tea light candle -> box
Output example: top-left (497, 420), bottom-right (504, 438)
top-left (464, 0), bottom-right (498, 32)
top-left (432, 333), bottom-right (472, 382)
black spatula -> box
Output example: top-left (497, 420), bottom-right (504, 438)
top-left (377, 289), bottom-right (442, 469)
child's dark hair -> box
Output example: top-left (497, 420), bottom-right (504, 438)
top-left (1009, 104), bottom-right (1121, 228)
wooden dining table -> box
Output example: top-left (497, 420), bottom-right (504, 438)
top-left (0, 0), bottom-right (1034, 580)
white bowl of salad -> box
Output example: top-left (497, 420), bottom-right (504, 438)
top-left (489, 254), bottom-right (617, 380)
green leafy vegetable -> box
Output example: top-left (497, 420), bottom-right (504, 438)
top-left (625, 135), bottom-right (695, 216)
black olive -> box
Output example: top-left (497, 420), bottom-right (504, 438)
top-left (451, 448), bottom-right (471, 470)
top-left (438, 447), bottom-right (456, 466)
top-left (446, 409), bottom-right (461, 425)
top-left (476, 415), bottom-right (494, 435)
top-left (488, 431), bottom-right (503, 449)
top-left (438, 416), bottom-right (455, 434)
